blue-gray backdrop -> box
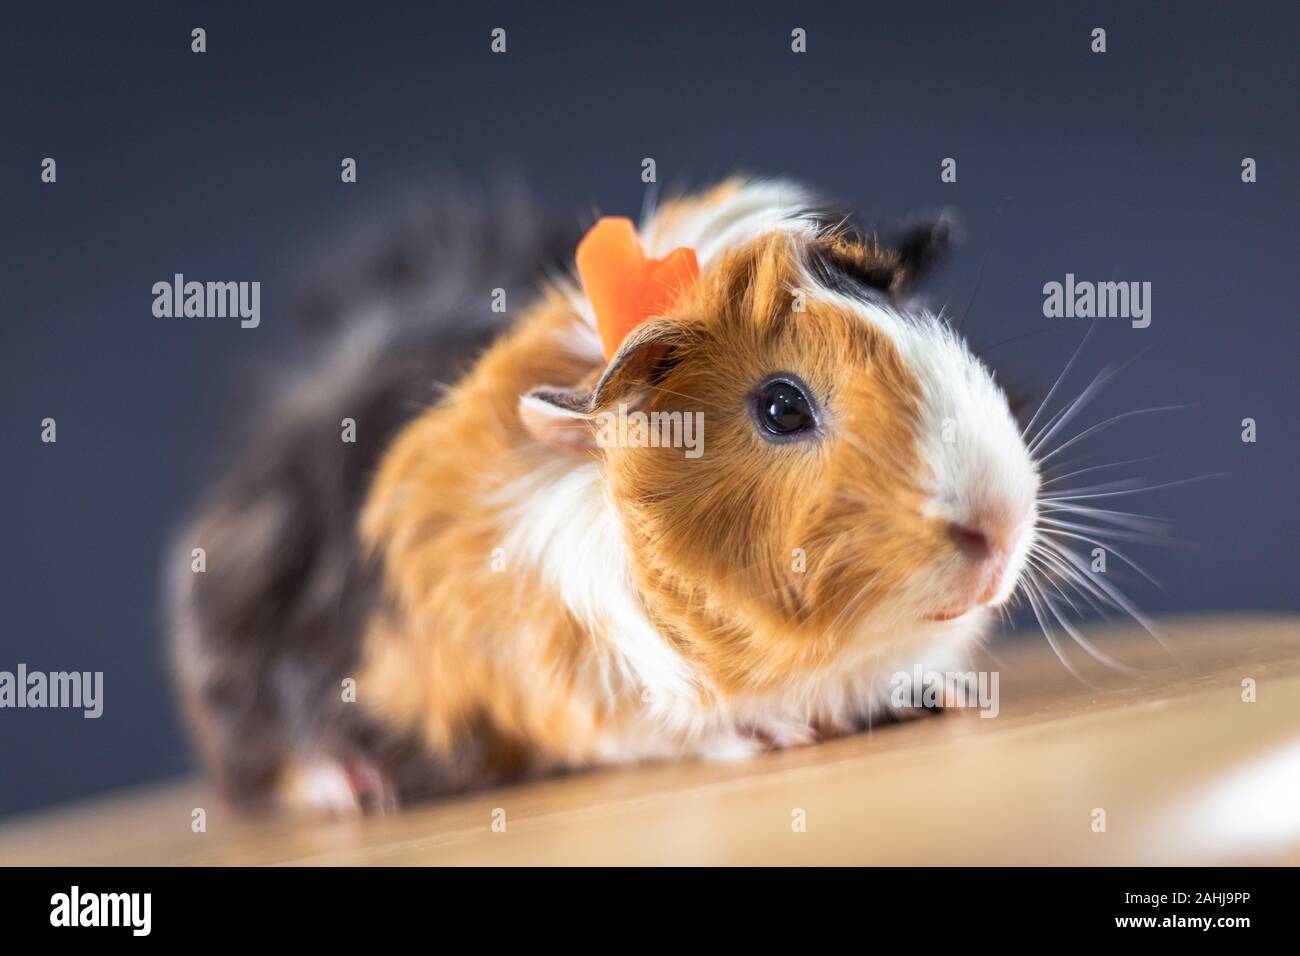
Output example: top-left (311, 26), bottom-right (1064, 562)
top-left (2, 0), bottom-right (1296, 817)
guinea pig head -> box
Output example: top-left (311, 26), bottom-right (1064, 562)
top-left (524, 225), bottom-right (1039, 694)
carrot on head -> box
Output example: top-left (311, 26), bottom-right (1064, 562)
top-left (576, 217), bottom-right (700, 361)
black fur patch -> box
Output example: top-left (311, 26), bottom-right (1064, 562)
top-left (808, 213), bottom-right (953, 302)
top-left (167, 192), bottom-right (581, 808)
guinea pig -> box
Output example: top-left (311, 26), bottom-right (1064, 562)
top-left (168, 179), bottom-right (1039, 813)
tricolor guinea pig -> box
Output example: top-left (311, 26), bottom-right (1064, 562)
top-left (168, 179), bottom-right (1039, 813)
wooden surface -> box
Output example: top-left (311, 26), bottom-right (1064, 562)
top-left (1, 613), bottom-right (1297, 866)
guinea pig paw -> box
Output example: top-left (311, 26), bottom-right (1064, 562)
top-left (809, 716), bottom-right (857, 741)
top-left (696, 731), bottom-right (767, 762)
top-left (278, 759), bottom-right (364, 817)
top-left (278, 757), bottom-right (397, 817)
top-left (744, 721), bottom-right (817, 751)
top-left (344, 757), bottom-right (399, 815)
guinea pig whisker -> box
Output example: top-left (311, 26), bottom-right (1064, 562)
top-left (1040, 522), bottom-right (1185, 561)
top-left (1038, 455), bottom-right (1159, 488)
top-left (1020, 322), bottom-right (1097, 440)
top-left (1026, 550), bottom-right (1112, 622)
top-left (1026, 360), bottom-right (1143, 457)
top-left (1035, 403), bottom-right (1196, 465)
top-left (973, 326), bottom-right (1058, 359)
top-left (1026, 346), bottom-right (1151, 455)
top-left (1040, 471), bottom-right (1230, 504)
top-left (1021, 575), bottom-right (1099, 687)
top-left (1036, 451), bottom-right (1105, 478)
top-left (1024, 554), bottom-right (1102, 631)
top-left (1034, 549), bottom-right (1127, 625)
top-left (1039, 540), bottom-right (1178, 663)
top-left (1019, 321), bottom-right (1102, 442)
top-left (952, 235), bottom-right (995, 333)
top-left (1029, 543), bottom-right (1132, 639)
top-left (1038, 585), bottom-right (1148, 677)
top-left (1034, 504), bottom-right (1159, 528)
top-left (1036, 526), bottom-right (1163, 587)
top-left (1024, 561), bottom-right (1143, 676)
top-left (1026, 401), bottom-right (1077, 459)
top-left (1037, 510), bottom-right (1168, 541)
top-left (1040, 476), bottom-right (1153, 499)
top-left (1026, 354), bottom-right (1137, 456)
top-left (1038, 516), bottom-right (1166, 549)
top-left (1037, 501), bottom-right (1169, 532)
top-left (1040, 510), bottom-right (1203, 557)
top-left (1028, 559), bottom-right (1102, 633)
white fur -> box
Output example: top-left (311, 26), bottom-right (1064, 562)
top-left (795, 283), bottom-right (1040, 614)
top-left (500, 453), bottom-right (997, 758)
top-left (496, 459), bottom-right (699, 711)
top-left (641, 179), bottom-right (821, 265)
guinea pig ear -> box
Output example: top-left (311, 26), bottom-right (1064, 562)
top-left (519, 318), bottom-right (682, 452)
top-left (890, 215), bottom-right (956, 291)
top-left (811, 213), bottom-right (956, 299)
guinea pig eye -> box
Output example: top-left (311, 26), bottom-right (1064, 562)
top-left (752, 377), bottom-right (817, 440)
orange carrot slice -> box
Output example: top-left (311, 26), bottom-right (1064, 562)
top-left (576, 217), bottom-right (700, 361)
top-left (638, 246), bottom-right (700, 324)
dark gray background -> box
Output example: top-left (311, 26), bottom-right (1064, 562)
top-left (2, 1), bottom-right (1296, 818)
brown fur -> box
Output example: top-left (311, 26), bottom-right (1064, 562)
top-left (603, 234), bottom-right (943, 694)
top-left (358, 288), bottom-right (625, 767)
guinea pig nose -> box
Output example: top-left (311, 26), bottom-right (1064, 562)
top-left (947, 522), bottom-right (992, 560)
